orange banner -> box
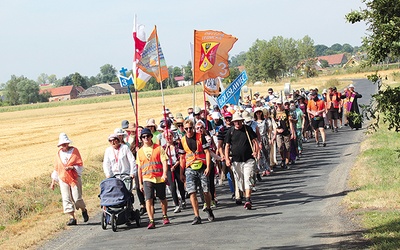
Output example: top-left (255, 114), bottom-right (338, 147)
top-left (193, 30), bottom-right (237, 84)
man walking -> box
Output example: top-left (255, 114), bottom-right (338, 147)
top-left (307, 91), bottom-right (327, 147)
top-left (179, 120), bottom-right (215, 225)
top-left (137, 128), bottom-right (170, 229)
top-left (224, 112), bottom-right (259, 210)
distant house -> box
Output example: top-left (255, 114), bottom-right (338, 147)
top-left (39, 85), bottom-right (84, 102)
top-left (317, 53), bottom-right (348, 67)
top-left (78, 85), bottom-right (112, 98)
top-left (95, 82), bottom-right (128, 95)
top-left (342, 53), bottom-right (368, 68)
top-left (175, 76), bottom-right (191, 87)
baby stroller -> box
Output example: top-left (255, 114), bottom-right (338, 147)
top-left (99, 174), bottom-right (141, 231)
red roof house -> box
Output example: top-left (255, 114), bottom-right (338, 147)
top-left (317, 53), bottom-right (348, 67)
top-left (40, 86), bottom-right (84, 102)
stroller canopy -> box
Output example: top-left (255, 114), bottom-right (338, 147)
top-left (99, 177), bottom-right (131, 207)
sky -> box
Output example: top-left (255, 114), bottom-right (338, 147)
top-left (0, 0), bottom-right (367, 84)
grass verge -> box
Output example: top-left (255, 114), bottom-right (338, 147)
top-left (343, 123), bottom-right (400, 250)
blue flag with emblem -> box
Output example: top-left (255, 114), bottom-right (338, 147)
top-left (118, 74), bottom-right (134, 87)
top-left (217, 71), bottom-right (248, 108)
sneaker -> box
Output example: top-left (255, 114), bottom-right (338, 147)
top-left (211, 200), bottom-right (217, 208)
top-left (191, 216), bottom-right (202, 225)
top-left (256, 173), bottom-right (262, 182)
top-left (202, 203), bottom-right (207, 212)
top-left (251, 186), bottom-right (257, 192)
top-left (163, 215), bottom-right (170, 225)
top-left (335, 128), bottom-right (338, 133)
top-left (235, 199), bottom-right (243, 205)
top-left (173, 206), bottom-right (181, 213)
top-left (181, 201), bottom-right (187, 209)
top-left (139, 207), bottom-right (146, 216)
top-left (147, 220), bottom-right (155, 229)
top-left (82, 209), bottom-right (89, 222)
top-left (231, 194), bottom-right (236, 200)
top-left (323, 142), bottom-right (327, 147)
top-left (67, 218), bottom-right (77, 226)
top-left (244, 201), bottom-right (252, 210)
top-left (316, 141), bottom-right (320, 147)
top-left (205, 208), bottom-right (215, 222)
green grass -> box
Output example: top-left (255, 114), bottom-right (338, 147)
top-left (346, 122), bottom-right (400, 249)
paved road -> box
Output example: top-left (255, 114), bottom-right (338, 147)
top-left (39, 79), bottom-right (375, 250)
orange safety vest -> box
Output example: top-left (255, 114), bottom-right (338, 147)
top-left (181, 133), bottom-right (206, 168)
top-left (138, 144), bottom-right (163, 179)
top-left (326, 93), bottom-right (340, 109)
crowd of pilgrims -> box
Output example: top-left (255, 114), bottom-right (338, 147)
top-left (114, 84), bottom-right (362, 219)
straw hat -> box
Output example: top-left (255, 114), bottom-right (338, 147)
top-left (146, 118), bottom-right (156, 127)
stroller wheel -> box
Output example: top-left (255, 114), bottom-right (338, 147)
top-left (111, 214), bottom-right (117, 232)
top-left (101, 211), bottom-right (107, 230)
top-left (134, 209), bottom-right (141, 227)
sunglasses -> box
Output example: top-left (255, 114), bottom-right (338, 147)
top-left (141, 135), bottom-right (151, 139)
top-left (195, 127), bottom-right (203, 130)
top-left (177, 124), bottom-right (183, 127)
top-left (184, 127), bottom-right (193, 131)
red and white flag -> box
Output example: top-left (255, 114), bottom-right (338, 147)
top-left (133, 15), bottom-right (151, 90)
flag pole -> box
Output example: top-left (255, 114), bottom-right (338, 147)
top-left (153, 25), bottom-right (169, 131)
top-left (132, 14), bottom-right (139, 148)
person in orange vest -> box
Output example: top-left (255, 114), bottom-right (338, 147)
top-left (307, 91), bottom-right (327, 147)
top-left (50, 133), bottom-right (89, 226)
top-left (179, 119), bottom-right (215, 225)
top-left (137, 128), bottom-right (169, 229)
top-left (326, 86), bottom-right (342, 133)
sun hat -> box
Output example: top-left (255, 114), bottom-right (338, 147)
top-left (174, 117), bottom-right (185, 124)
top-left (121, 120), bottom-right (129, 129)
top-left (125, 123), bottom-right (136, 132)
top-left (194, 106), bottom-right (202, 115)
top-left (108, 133), bottom-right (119, 141)
top-left (114, 128), bottom-right (127, 137)
top-left (242, 111), bottom-right (253, 122)
top-left (231, 112), bottom-right (244, 122)
top-left (57, 133), bottom-right (72, 147)
top-left (254, 107), bottom-right (263, 114)
top-left (211, 111), bottom-right (221, 120)
top-left (146, 118), bottom-right (156, 127)
top-left (276, 99), bottom-right (283, 104)
top-left (348, 84), bottom-right (355, 88)
top-left (140, 128), bottom-right (152, 137)
top-left (195, 120), bottom-right (205, 128)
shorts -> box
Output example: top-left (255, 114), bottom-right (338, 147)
top-left (276, 134), bottom-right (290, 152)
top-left (231, 158), bottom-right (256, 191)
top-left (143, 181), bottom-right (166, 201)
top-left (311, 117), bottom-right (325, 130)
top-left (185, 166), bottom-right (209, 194)
top-left (328, 109), bottom-right (339, 120)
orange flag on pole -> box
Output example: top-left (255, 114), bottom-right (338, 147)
top-left (193, 30), bottom-right (238, 84)
top-left (138, 26), bottom-right (169, 83)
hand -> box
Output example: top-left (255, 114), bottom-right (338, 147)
top-left (161, 173), bottom-right (167, 181)
top-left (180, 174), bottom-right (186, 183)
top-left (130, 174), bottom-right (134, 179)
top-left (204, 167), bottom-right (210, 176)
top-left (139, 184), bottom-right (144, 192)
top-left (225, 158), bottom-right (231, 167)
top-left (50, 182), bottom-right (55, 190)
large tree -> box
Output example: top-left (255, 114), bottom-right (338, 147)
top-left (346, 0), bottom-right (400, 132)
top-left (98, 64), bottom-right (117, 83)
top-left (4, 75), bottom-right (39, 105)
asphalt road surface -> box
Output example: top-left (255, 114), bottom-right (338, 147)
top-left (39, 79), bottom-right (376, 250)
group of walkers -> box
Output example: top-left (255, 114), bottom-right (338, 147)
top-left (50, 83), bottom-right (362, 229)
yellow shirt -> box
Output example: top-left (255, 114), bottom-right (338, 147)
top-left (136, 144), bottom-right (167, 183)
